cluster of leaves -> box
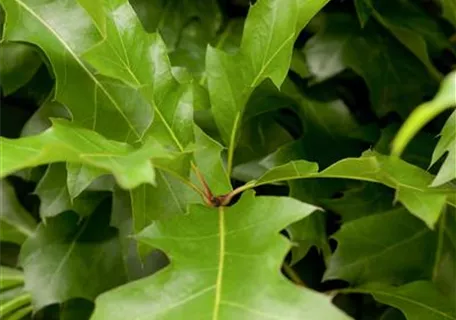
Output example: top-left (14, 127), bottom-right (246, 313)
top-left (0, 0), bottom-right (455, 319)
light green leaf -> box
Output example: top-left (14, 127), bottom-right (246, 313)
top-left (430, 110), bottom-right (456, 186)
top-left (440, 0), bottom-right (456, 27)
top-left (0, 0), bottom-right (152, 143)
top-left (0, 271), bottom-right (32, 320)
top-left (0, 266), bottom-right (24, 291)
top-left (193, 125), bottom-right (231, 195)
top-left (0, 42), bottom-right (41, 95)
top-left (253, 151), bottom-right (455, 228)
top-left (83, 0), bottom-right (194, 153)
top-left (347, 281), bottom-right (456, 320)
top-left (19, 210), bottom-right (127, 310)
top-left (207, 0), bottom-right (329, 174)
top-left (0, 180), bottom-right (36, 244)
top-left (0, 119), bottom-right (173, 189)
top-left (91, 191), bottom-right (350, 320)
top-left (325, 208), bottom-right (436, 285)
top-left (392, 71), bottom-right (456, 160)
top-left (66, 163), bottom-right (106, 200)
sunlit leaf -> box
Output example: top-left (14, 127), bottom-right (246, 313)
top-left (91, 192), bottom-right (350, 320)
top-left (0, 119), bottom-right (173, 189)
top-left (207, 0), bottom-right (330, 173)
top-left (0, 0), bottom-right (153, 143)
top-left (253, 151), bottom-right (455, 228)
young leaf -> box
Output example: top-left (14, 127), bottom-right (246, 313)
top-left (325, 208), bottom-right (436, 286)
top-left (253, 151), bottom-right (455, 228)
top-left (346, 281), bottom-right (456, 320)
top-left (0, 180), bottom-right (36, 244)
top-left (0, 42), bottom-right (41, 95)
top-left (0, 0), bottom-right (152, 142)
top-left (430, 111), bottom-right (456, 186)
top-left (392, 71), bottom-right (456, 160)
top-left (19, 210), bottom-right (127, 310)
top-left (207, 0), bottom-right (329, 173)
top-left (0, 119), bottom-right (173, 189)
top-left (91, 192), bottom-right (350, 320)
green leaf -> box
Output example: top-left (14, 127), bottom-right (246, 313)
top-left (129, 171), bottom-right (201, 257)
top-left (392, 71), bottom-right (456, 161)
top-left (347, 281), bottom-right (456, 320)
top-left (207, 0), bottom-right (330, 173)
top-left (66, 163), bottom-right (106, 200)
top-left (0, 42), bottom-right (41, 95)
top-left (129, 0), bottom-right (221, 50)
top-left (305, 13), bottom-right (437, 117)
top-left (0, 266), bottom-right (24, 291)
top-left (440, 0), bottom-right (456, 27)
top-left (19, 209), bottom-right (127, 310)
top-left (253, 151), bottom-right (455, 228)
top-left (82, 0), bottom-right (194, 152)
top-left (0, 180), bottom-right (36, 244)
top-left (34, 163), bottom-right (107, 218)
top-left (0, 267), bottom-right (31, 320)
top-left (325, 208), bottom-right (436, 285)
top-left (353, 0), bottom-right (372, 27)
top-left (433, 208), bottom-right (456, 298)
top-left (0, 0), bottom-right (152, 143)
top-left (364, 0), bottom-right (448, 79)
top-left (286, 211), bottom-right (330, 265)
top-left (430, 110), bottom-right (456, 186)
top-left (91, 192), bottom-right (350, 320)
top-left (193, 125), bottom-right (231, 195)
top-left (0, 119), bottom-right (173, 189)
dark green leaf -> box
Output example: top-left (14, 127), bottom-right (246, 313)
top-left (19, 210), bottom-right (127, 310)
top-left (0, 180), bottom-right (36, 244)
top-left (325, 208), bottom-right (436, 285)
top-left (347, 281), bottom-right (456, 320)
top-left (0, 42), bottom-right (41, 95)
top-left (305, 13), bottom-right (437, 117)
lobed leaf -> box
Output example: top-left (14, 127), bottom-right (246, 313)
top-left (0, 0), bottom-right (153, 143)
top-left (19, 210), bottom-right (127, 310)
top-left (346, 281), bottom-right (456, 320)
top-left (207, 0), bottom-right (329, 173)
top-left (0, 119), bottom-right (173, 189)
top-left (325, 208), bottom-right (436, 285)
top-left (253, 151), bottom-right (455, 228)
top-left (91, 192), bottom-right (350, 320)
